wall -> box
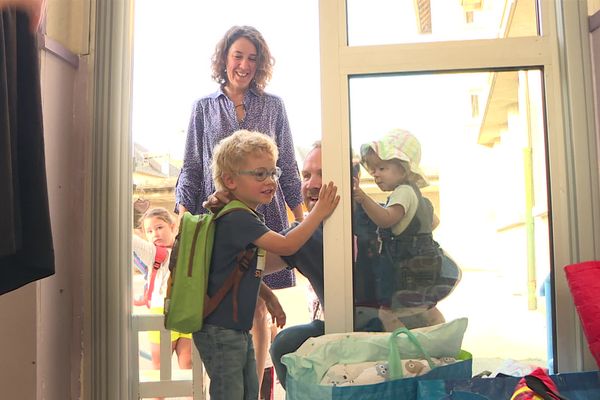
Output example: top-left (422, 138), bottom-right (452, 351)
top-left (0, 287), bottom-right (37, 398)
top-left (592, 13), bottom-right (600, 182)
top-left (583, 9), bottom-right (600, 372)
top-left (0, 50), bottom-right (90, 400)
top-left (38, 50), bottom-right (90, 399)
top-left (590, 0), bottom-right (600, 16)
top-left (0, 2), bottom-right (92, 399)
top-left (46, 0), bottom-right (91, 55)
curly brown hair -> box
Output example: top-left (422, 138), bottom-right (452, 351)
top-left (211, 25), bottom-right (274, 94)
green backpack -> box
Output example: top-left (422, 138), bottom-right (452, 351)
top-left (164, 200), bottom-right (257, 334)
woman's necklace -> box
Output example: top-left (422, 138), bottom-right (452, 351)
top-left (234, 102), bottom-right (246, 123)
top-left (224, 86), bottom-right (246, 121)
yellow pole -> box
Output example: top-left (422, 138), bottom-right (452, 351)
top-left (523, 147), bottom-right (537, 310)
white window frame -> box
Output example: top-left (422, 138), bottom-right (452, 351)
top-left (90, 0), bottom-right (600, 397)
top-left (91, 1), bottom-right (136, 398)
top-left (319, 0), bottom-right (600, 373)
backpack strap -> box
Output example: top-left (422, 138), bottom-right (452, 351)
top-left (145, 245), bottom-right (168, 308)
top-left (203, 248), bottom-right (256, 322)
top-left (379, 183), bottom-right (439, 261)
top-left (203, 200), bottom-right (260, 322)
top-left (215, 200), bottom-right (258, 219)
top-left (185, 219), bottom-right (204, 278)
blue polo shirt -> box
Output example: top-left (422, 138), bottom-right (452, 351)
top-left (204, 210), bottom-right (270, 331)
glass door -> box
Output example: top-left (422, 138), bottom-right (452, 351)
top-left (318, 0), bottom-right (599, 374)
top-left (349, 69), bottom-right (551, 373)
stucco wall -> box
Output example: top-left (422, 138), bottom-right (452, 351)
top-left (0, 3), bottom-right (92, 397)
top-left (0, 50), bottom-right (90, 399)
top-left (592, 20), bottom-right (600, 183)
top-left (0, 286), bottom-right (37, 399)
top-left (40, 50), bottom-right (90, 400)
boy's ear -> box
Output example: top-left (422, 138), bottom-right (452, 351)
top-left (222, 172), bottom-right (237, 190)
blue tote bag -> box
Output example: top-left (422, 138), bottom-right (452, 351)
top-left (285, 327), bottom-right (472, 400)
top-left (417, 370), bottom-right (600, 400)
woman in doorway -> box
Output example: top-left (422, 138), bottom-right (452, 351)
top-left (175, 25), bottom-right (304, 394)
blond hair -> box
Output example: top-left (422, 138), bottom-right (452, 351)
top-left (212, 130), bottom-right (279, 191)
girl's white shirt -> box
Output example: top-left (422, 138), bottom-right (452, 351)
top-left (386, 184), bottom-right (419, 236)
top-left (133, 235), bottom-right (172, 309)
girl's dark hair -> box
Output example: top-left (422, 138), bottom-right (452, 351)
top-left (211, 25), bottom-right (274, 94)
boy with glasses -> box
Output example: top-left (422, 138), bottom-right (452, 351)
top-left (194, 129), bottom-right (339, 400)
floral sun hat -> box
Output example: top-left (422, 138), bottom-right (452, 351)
top-left (360, 128), bottom-right (428, 188)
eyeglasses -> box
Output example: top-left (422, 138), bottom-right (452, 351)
top-left (238, 166), bottom-right (282, 182)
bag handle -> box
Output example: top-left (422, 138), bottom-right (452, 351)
top-left (388, 327), bottom-right (435, 379)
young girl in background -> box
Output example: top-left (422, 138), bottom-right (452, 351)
top-left (134, 208), bottom-right (192, 371)
top-left (353, 129), bottom-right (459, 331)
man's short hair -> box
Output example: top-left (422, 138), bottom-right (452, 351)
top-left (212, 129), bottom-right (279, 191)
top-left (302, 140), bottom-right (321, 163)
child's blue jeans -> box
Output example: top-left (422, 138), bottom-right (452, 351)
top-left (192, 324), bottom-right (258, 400)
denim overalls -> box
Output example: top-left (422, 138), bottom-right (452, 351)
top-left (375, 184), bottom-right (447, 311)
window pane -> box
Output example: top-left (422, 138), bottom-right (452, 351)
top-left (349, 70), bottom-right (551, 371)
top-left (347, 0), bottom-right (539, 46)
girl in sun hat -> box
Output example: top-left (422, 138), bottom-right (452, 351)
top-left (355, 128), bottom-right (432, 237)
top-left (353, 129), bottom-right (460, 331)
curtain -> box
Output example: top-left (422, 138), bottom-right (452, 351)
top-left (0, 9), bottom-right (55, 295)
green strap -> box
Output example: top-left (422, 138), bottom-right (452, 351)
top-left (387, 327), bottom-right (435, 379)
top-left (215, 199), bottom-right (256, 219)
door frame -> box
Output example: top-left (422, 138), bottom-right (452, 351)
top-left (318, 0), bottom-right (600, 373)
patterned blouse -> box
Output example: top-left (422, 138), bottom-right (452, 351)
top-left (175, 87), bottom-right (303, 288)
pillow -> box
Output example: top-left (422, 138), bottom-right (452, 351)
top-left (282, 317), bottom-right (468, 384)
